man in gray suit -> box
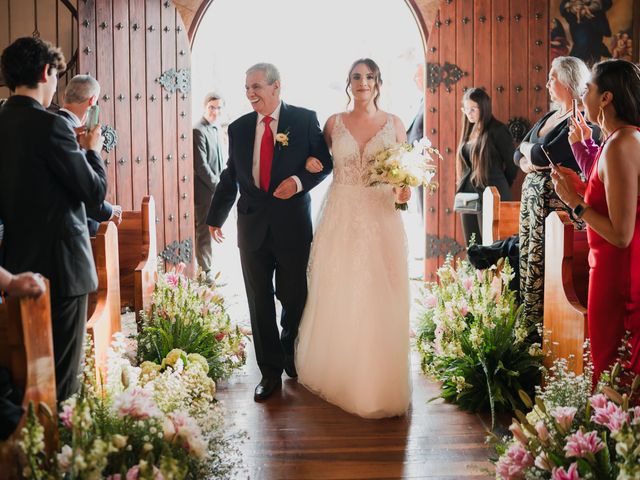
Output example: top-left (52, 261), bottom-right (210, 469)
top-left (193, 92), bottom-right (225, 284)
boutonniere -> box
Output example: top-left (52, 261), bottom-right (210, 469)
top-left (275, 129), bottom-right (290, 148)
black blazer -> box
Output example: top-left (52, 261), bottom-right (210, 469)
top-left (193, 117), bottom-right (225, 207)
top-left (206, 102), bottom-right (332, 251)
top-left (457, 118), bottom-right (517, 200)
top-left (0, 96), bottom-right (107, 298)
top-left (513, 110), bottom-right (601, 175)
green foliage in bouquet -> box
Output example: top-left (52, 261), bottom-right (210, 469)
top-left (136, 270), bottom-right (247, 382)
top-left (494, 341), bottom-right (640, 480)
top-left (416, 257), bottom-right (543, 426)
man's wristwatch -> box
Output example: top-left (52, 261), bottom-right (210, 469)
top-left (573, 202), bottom-right (588, 218)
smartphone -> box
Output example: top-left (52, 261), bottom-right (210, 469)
top-left (572, 99), bottom-right (578, 118)
top-left (541, 146), bottom-right (560, 167)
top-left (85, 105), bottom-right (100, 130)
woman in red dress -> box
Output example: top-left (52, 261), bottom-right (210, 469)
top-left (552, 59), bottom-right (640, 383)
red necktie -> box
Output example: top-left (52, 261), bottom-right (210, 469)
top-left (260, 116), bottom-right (274, 191)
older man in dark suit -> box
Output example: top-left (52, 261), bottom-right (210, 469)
top-left (0, 37), bottom-right (106, 400)
top-left (193, 92), bottom-right (225, 284)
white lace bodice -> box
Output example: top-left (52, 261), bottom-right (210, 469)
top-left (330, 114), bottom-right (396, 186)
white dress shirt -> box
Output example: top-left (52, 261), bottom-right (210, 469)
top-left (252, 102), bottom-right (302, 192)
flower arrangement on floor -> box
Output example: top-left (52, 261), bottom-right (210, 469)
top-left (19, 337), bottom-right (243, 479)
top-left (136, 265), bottom-right (248, 382)
top-left (495, 344), bottom-right (640, 480)
top-left (369, 137), bottom-right (440, 210)
top-left (416, 257), bottom-right (543, 426)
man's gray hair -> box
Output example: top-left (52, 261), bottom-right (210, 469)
top-left (64, 74), bottom-right (100, 104)
top-left (551, 56), bottom-right (590, 99)
top-left (246, 63), bottom-right (280, 85)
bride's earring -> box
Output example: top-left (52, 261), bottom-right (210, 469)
top-left (597, 105), bottom-right (605, 127)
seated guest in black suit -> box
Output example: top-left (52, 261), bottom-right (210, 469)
top-left (0, 37), bottom-right (107, 400)
top-left (58, 75), bottom-right (121, 235)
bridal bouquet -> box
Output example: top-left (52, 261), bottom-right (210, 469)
top-left (369, 137), bottom-right (440, 210)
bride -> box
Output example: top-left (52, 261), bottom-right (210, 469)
top-left (295, 58), bottom-right (412, 418)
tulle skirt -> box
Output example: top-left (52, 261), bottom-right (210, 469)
top-left (295, 182), bottom-right (411, 418)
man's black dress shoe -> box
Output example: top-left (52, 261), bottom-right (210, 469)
top-left (284, 356), bottom-right (297, 378)
top-left (254, 376), bottom-right (282, 401)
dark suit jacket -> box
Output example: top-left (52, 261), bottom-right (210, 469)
top-left (193, 117), bottom-right (224, 207)
top-left (0, 95), bottom-right (107, 298)
top-left (457, 118), bottom-right (517, 199)
top-left (206, 102), bottom-right (332, 251)
top-left (57, 108), bottom-right (113, 236)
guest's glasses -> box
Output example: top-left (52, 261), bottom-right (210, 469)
top-left (461, 106), bottom-right (478, 114)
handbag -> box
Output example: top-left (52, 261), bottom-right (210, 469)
top-left (453, 192), bottom-right (481, 214)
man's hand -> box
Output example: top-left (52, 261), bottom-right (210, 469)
top-left (6, 272), bottom-right (45, 298)
top-left (79, 124), bottom-right (104, 153)
top-left (305, 156), bottom-right (324, 173)
top-left (273, 177), bottom-right (298, 200)
top-left (209, 226), bottom-right (225, 243)
top-left (110, 205), bottom-right (123, 225)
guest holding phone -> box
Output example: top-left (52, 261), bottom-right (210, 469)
top-left (514, 56), bottom-right (599, 326)
top-left (551, 59), bottom-right (640, 383)
top-left (456, 87), bottom-right (517, 246)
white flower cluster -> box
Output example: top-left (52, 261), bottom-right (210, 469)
top-left (369, 137), bottom-right (439, 190)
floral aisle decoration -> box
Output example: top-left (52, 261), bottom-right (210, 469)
top-left (19, 337), bottom-right (243, 479)
top-left (369, 137), bottom-right (440, 210)
top-left (136, 265), bottom-right (248, 382)
top-left (416, 257), bottom-right (543, 426)
top-left (495, 346), bottom-right (640, 480)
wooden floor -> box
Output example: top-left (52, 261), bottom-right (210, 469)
top-left (216, 349), bottom-right (495, 480)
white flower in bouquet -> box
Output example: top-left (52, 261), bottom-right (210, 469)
top-left (369, 137), bottom-right (440, 210)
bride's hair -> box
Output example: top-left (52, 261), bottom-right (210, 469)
top-left (345, 58), bottom-right (382, 110)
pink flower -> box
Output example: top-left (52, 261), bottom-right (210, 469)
top-left (534, 452), bottom-right (553, 471)
top-left (589, 394), bottom-right (608, 409)
top-left (495, 443), bottom-right (534, 479)
top-left (215, 332), bottom-right (226, 342)
top-left (424, 294), bottom-right (437, 308)
top-left (60, 404), bottom-right (74, 429)
top-left (126, 466), bottom-right (163, 480)
top-left (591, 402), bottom-right (629, 432)
top-left (462, 276), bottom-right (474, 292)
top-left (476, 269), bottom-right (484, 282)
top-left (165, 272), bottom-right (180, 288)
top-left (535, 421), bottom-right (550, 444)
top-left (239, 326), bottom-right (252, 336)
top-left (509, 422), bottom-right (529, 446)
top-left (113, 387), bottom-right (161, 419)
top-left (564, 430), bottom-right (604, 458)
top-left (105, 476), bottom-right (122, 480)
top-left (175, 262), bottom-right (186, 275)
top-left (551, 463), bottom-right (581, 480)
top-left (551, 406), bottom-right (577, 433)
top-left (167, 411), bottom-right (208, 458)
top-left (490, 276), bottom-right (502, 299)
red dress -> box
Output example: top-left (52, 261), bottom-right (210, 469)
top-left (584, 127), bottom-right (640, 382)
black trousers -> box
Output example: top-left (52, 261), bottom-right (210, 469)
top-left (461, 212), bottom-right (482, 247)
top-left (51, 294), bottom-right (88, 401)
top-left (239, 230), bottom-right (309, 378)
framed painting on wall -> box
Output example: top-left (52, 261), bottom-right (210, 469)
top-left (550, 0), bottom-right (636, 65)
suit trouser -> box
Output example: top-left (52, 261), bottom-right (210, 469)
top-left (51, 294), bottom-right (88, 401)
top-left (239, 231), bottom-right (309, 378)
top-left (195, 202), bottom-right (214, 274)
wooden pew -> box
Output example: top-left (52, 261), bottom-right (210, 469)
top-left (543, 211), bottom-right (590, 373)
top-left (481, 186), bottom-right (521, 246)
top-left (118, 196), bottom-right (157, 327)
top-left (88, 221), bottom-right (121, 382)
top-left (0, 280), bottom-right (57, 476)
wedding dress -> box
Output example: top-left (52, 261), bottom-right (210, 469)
top-left (295, 113), bottom-right (411, 418)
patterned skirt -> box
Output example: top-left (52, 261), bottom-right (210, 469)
top-left (519, 171), bottom-right (579, 326)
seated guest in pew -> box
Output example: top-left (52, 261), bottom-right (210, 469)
top-left (57, 75), bottom-right (122, 235)
top-left (456, 87), bottom-right (517, 246)
top-left (514, 56), bottom-right (600, 326)
top-left (0, 266), bottom-right (45, 298)
top-left (551, 59), bottom-right (640, 383)
top-left (0, 37), bottom-right (106, 401)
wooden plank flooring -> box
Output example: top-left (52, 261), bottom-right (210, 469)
top-left (216, 349), bottom-right (495, 479)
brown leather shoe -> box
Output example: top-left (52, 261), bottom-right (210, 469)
top-left (254, 376), bottom-right (282, 401)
